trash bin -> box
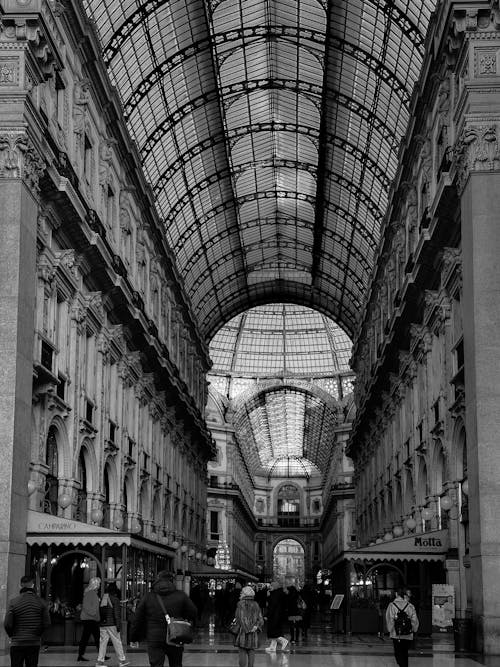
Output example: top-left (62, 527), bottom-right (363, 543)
top-left (453, 617), bottom-right (473, 652)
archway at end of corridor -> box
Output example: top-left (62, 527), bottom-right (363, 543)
top-left (273, 538), bottom-right (305, 588)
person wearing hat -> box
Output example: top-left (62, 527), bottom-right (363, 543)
top-left (231, 586), bottom-right (263, 667)
top-left (129, 570), bottom-right (196, 667)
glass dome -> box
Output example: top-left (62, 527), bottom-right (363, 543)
top-left (209, 303), bottom-right (352, 378)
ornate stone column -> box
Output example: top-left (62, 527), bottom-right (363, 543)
top-left (454, 11), bottom-right (500, 651)
top-left (0, 0), bottom-right (63, 645)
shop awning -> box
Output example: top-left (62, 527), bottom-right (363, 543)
top-left (336, 529), bottom-right (449, 565)
top-left (26, 510), bottom-right (172, 555)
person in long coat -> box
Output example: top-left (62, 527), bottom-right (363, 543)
top-left (264, 582), bottom-right (289, 652)
top-left (232, 586), bottom-right (263, 667)
top-left (77, 577), bottom-right (101, 661)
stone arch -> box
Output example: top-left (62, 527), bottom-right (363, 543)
top-left (47, 416), bottom-right (72, 479)
top-left (416, 458), bottom-right (428, 505)
top-left (139, 479), bottom-right (150, 518)
top-left (76, 438), bottom-right (99, 493)
top-left (430, 439), bottom-right (447, 496)
top-left (403, 470), bottom-right (415, 513)
top-left (272, 537), bottom-right (306, 587)
top-left (103, 457), bottom-right (119, 504)
top-left (123, 472), bottom-right (135, 513)
top-left (451, 418), bottom-right (467, 481)
top-left (152, 489), bottom-right (162, 529)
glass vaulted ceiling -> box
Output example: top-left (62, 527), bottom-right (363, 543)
top-left (208, 304), bottom-right (353, 478)
top-left (83, 0), bottom-right (438, 341)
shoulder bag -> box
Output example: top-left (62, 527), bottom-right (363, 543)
top-left (156, 594), bottom-right (193, 645)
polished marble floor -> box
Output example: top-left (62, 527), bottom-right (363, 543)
top-left (0, 625), bottom-right (494, 667)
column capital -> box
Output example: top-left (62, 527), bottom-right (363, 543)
top-left (0, 130), bottom-right (45, 193)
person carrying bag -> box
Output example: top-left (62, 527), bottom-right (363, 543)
top-left (129, 570), bottom-right (197, 667)
top-left (232, 586), bottom-right (263, 667)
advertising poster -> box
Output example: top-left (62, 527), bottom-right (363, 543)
top-left (432, 584), bottom-right (455, 632)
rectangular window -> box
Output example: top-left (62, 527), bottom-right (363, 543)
top-left (57, 374), bottom-right (66, 400)
top-left (41, 340), bottom-right (53, 371)
top-left (109, 421), bottom-right (116, 443)
top-left (107, 185), bottom-right (115, 229)
top-left (210, 511), bottom-right (219, 540)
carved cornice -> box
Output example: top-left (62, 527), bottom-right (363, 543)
top-left (0, 1), bottom-right (64, 80)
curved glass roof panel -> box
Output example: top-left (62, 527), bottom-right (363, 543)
top-left (83, 0), bottom-right (438, 340)
top-left (231, 385), bottom-right (338, 477)
top-left (209, 303), bottom-right (352, 378)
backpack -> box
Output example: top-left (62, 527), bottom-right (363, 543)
top-left (393, 602), bottom-right (412, 636)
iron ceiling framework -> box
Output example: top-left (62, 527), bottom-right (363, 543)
top-left (232, 384), bottom-right (339, 478)
top-left (83, 0), bottom-right (437, 341)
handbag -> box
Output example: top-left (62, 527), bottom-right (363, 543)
top-left (156, 594), bottom-right (193, 645)
top-left (229, 618), bottom-right (240, 636)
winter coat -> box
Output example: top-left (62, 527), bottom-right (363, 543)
top-left (385, 597), bottom-right (419, 640)
top-left (129, 578), bottom-right (197, 646)
top-left (4, 588), bottom-right (51, 646)
top-left (80, 589), bottom-right (100, 622)
top-left (100, 593), bottom-right (122, 631)
top-left (233, 597), bottom-right (263, 650)
top-left (266, 588), bottom-right (287, 638)
top-left (286, 587), bottom-right (304, 621)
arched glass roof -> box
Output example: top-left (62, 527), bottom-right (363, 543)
top-left (82, 0), bottom-right (438, 341)
top-left (232, 385), bottom-right (337, 479)
top-left (210, 303), bottom-right (352, 378)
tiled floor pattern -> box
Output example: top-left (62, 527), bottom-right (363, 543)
top-left (0, 630), bottom-right (492, 667)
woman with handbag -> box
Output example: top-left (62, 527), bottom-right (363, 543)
top-left (232, 586), bottom-right (263, 667)
top-left (129, 570), bottom-right (197, 667)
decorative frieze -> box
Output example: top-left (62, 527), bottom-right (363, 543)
top-left (455, 124), bottom-right (500, 192)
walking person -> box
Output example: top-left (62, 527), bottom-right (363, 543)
top-left (285, 585), bottom-right (303, 643)
top-left (385, 588), bottom-right (419, 667)
top-left (232, 586), bottom-right (263, 667)
top-left (264, 581), bottom-right (289, 652)
top-left (3, 574), bottom-right (50, 667)
top-left (96, 583), bottom-right (129, 667)
top-left (129, 570), bottom-right (197, 667)
top-left (77, 577), bottom-right (102, 662)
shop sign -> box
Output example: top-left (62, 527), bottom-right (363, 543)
top-left (27, 510), bottom-right (112, 534)
top-left (432, 584), bottom-right (455, 632)
top-left (360, 529), bottom-right (448, 554)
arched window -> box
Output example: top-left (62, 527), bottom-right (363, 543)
top-left (277, 485), bottom-right (300, 528)
top-left (44, 426), bottom-right (59, 515)
top-left (76, 449), bottom-right (88, 522)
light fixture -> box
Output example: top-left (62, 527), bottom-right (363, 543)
top-left (188, 548), bottom-right (195, 558)
top-left (406, 517), bottom-right (417, 531)
top-left (172, 541), bottom-right (179, 550)
top-left (90, 508), bottom-right (103, 524)
top-left (27, 480), bottom-right (38, 495)
top-left (181, 544), bottom-right (188, 553)
top-left (113, 514), bottom-right (124, 530)
top-left (131, 518), bottom-right (142, 533)
top-left (375, 538), bottom-right (383, 545)
top-left (421, 507), bottom-right (433, 521)
top-left (58, 493), bottom-right (71, 509)
top-left (383, 532), bottom-right (392, 541)
top-left (461, 479), bottom-right (469, 496)
top-left (393, 525), bottom-right (404, 538)
top-left (195, 552), bottom-right (202, 560)
top-left (369, 542), bottom-right (375, 546)
top-left (440, 495), bottom-right (453, 512)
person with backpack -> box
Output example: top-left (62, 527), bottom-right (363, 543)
top-left (385, 588), bottom-right (419, 667)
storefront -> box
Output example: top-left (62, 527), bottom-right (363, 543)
top-left (26, 510), bottom-right (175, 645)
top-left (331, 529), bottom-right (449, 635)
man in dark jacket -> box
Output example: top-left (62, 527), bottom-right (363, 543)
top-left (4, 574), bottom-right (50, 667)
top-left (130, 570), bottom-right (196, 667)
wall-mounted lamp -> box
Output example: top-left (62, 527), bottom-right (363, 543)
top-left (58, 493), bottom-right (72, 509)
